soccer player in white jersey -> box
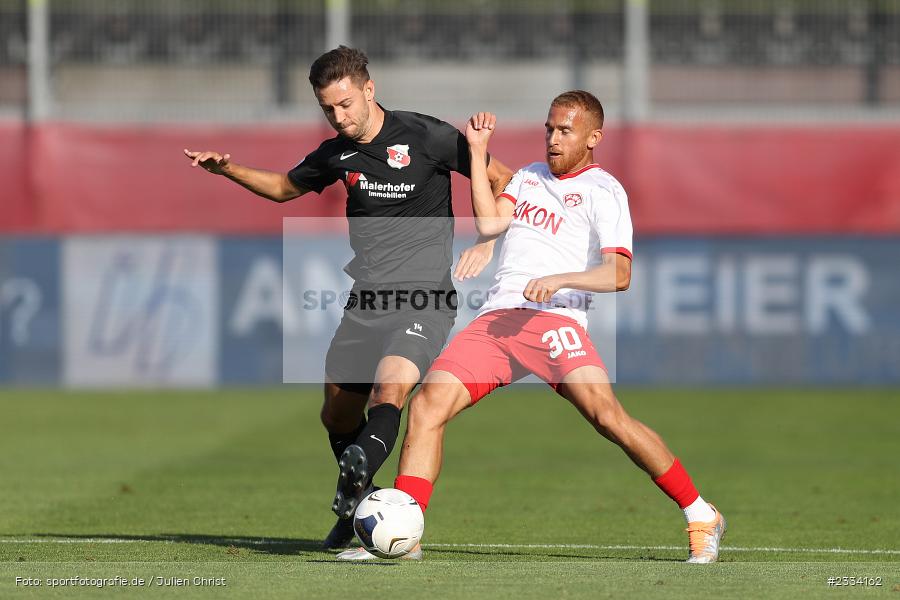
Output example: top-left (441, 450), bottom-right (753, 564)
top-left (338, 91), bottom-right (726, 563)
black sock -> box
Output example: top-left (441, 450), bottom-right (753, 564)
top-left (328, 417), bottom-right (366, 463)
top-left (355, 404), bottom-right (402, 480)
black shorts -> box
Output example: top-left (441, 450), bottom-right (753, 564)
top-left (325, 304), bottom-right (456, 395)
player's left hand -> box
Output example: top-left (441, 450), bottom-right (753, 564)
top-left (523, 275), bottom-right (566, 304)
top-left (465, 112), bottom-right (497, 148)
top-left (454, 239), bottom-right (495, 280)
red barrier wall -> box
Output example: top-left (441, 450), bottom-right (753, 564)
top-left (623, 126), bottom-right (900, 234)
top-left (0, 122), bottom-right (31, 230)
top-left (3, 121), bottom-right (900, 233)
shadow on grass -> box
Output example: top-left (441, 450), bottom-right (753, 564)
top-left (24, 534), bottom-right (682, 562)
top-left (30, 533), bottom-right (330, 556)
top-left (427, 547), bottom-right (682, 563)
top-left (305, 560), bottom-right (400, 566)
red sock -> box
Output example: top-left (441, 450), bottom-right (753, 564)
top-left (394, 475), bottom-right (433, 512)
top-left (652, 458), bottom-right (700, 509)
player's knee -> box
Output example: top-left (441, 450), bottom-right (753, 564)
top-left (407, 387), bottom-right (451, 431)
top-left (370, 382), bottom-right (410, 409)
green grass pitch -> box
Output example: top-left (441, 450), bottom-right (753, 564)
top-left (0, 387), bottom-right (898, 598)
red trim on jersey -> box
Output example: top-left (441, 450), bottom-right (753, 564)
top-left (556, 163), bottom-right (601, 180)
top-left (499, 193), bottom-right (517, 205)
top-left (601, 246), bottom-right (633, 260)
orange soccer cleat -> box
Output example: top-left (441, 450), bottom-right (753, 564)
top-left (685, 504), bottom-right (727, 564)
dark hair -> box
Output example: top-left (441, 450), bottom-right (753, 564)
top-left (308, 45), bottom-right (370, 89)
top-left (551, 90), bottom-right (604, 129)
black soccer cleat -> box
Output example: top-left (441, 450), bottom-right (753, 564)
top-left (321, 516), bottom-right (355, 549)
top-left (332, 444), bottom-right (370, 520)
top-left (322, 483), bottom-right (380, 549)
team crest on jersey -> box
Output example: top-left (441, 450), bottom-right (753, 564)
top-left (564, 193), bottom-right (583, 207)
top-left (386, 144), bottom-right (411, 169)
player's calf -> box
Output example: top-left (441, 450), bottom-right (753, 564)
top-left (393, 372), bottom-right (472, 521)
top-left (398, 372), bottom-right (472, 484)
top-left (559, 374), bottom-right (673, 476)
top-left (350, 368), bottom-right (418, 482)
top-left (320, 382), bottom-right (370, 461)
top-left (353, 402), bottom-right (402, 481)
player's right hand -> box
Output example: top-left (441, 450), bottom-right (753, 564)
top-left (183, 148), bottom-right (231, 175)
top-left (465, 112), bottom-right (496, 148)
top-left (454, 239), bottom-right (495, 280)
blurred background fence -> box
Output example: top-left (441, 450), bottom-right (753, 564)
top-left (1, 1), bottom-right (899, 387)
top-left (4, 0), bottom-right (900, 122)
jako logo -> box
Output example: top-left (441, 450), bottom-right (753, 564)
top-left (386, 144), bottom-right (411, 169)
top-left (564, 193), bottom-right (583, 207)
top-left (513, 201), bottom-right (564, 235)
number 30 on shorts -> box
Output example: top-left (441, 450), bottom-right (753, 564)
top-left (541, 326), bottom-right (583, 359)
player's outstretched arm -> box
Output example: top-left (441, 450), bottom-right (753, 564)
top-left (183, 149), bottom-right (308, 203)
top-left (523, 253), bottom-right (632, 303)
top-left (465, 113), bottom-right (514, 236)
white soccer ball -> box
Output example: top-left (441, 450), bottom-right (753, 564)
top-left (353, 488), bottom-right (424, 558)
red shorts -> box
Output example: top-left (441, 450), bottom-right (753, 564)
top-left (429, 308), bottom-right (606, 404)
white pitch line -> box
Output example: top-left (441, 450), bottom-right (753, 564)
top-left (1, 539), bottom-right (156, 544)
top-left (1, 539), bottom-right (899, 556)
top-left (424, 543), bottom-right (900, 556)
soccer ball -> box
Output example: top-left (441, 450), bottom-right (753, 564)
top-left (353, 488), bottom-right (424, 558)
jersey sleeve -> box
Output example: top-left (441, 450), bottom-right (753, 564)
top-left (498, 168), bottom-right (525, 207)
top-left (591, 185), bottom-right (633, 260)
top-left (286, 143), bottom-right (338, 194)
top-left (424, 119), bottom-right (472, 176)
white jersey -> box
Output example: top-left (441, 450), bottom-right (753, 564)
top-left (477, 162), bottom-right (633, 327)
